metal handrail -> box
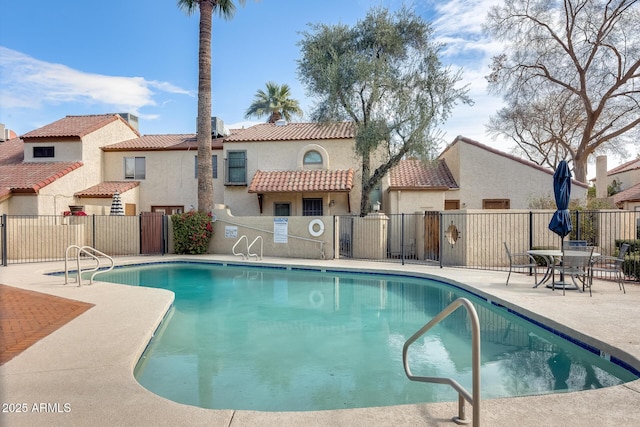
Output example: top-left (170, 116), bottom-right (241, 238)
top-left (402, 297), bottom-right (481, 426)
top-left (64, 245), bottom-right (114, 286)
top-left (232, 235), bottom-right (249, 260)
top-left (247, 236), bottom-right (263, 260)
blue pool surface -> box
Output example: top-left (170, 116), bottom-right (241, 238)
top-left (92, 262), bottom-right (638, 411)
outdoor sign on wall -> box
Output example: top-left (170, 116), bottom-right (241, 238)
top-left (225, 225), bottom-right (238, 239)
top-left (274, 218), bottom-right (288, 243)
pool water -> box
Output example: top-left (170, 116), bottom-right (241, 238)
top-left (95, 262), bottom-right (637, 411)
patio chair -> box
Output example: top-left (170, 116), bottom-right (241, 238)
top-left (590, 243), bottom-right (629, 295)
top-left (504, 242), bottom-right (538, 286)
top-left (554, 246), bottom-right (594, 296)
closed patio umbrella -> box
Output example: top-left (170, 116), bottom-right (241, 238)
top-left (110, 190), bottom-right (124, 215)
top-left (548, 160), bottom-right (572, 242)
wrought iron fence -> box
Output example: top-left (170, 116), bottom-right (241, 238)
top-left (335, 210), bottom-right (640, 281)
top-left (3, 211), bottom-right (639, 283)
top-left (0, 214), bottom-right (166, 265)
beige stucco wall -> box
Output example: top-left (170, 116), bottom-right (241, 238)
top-left (385, 189), bottom-right (447, 214)
top-left (23, 141), bottom-right (83, 162)
top-left (10, 120), bottom-right (139, 216)
top-left (103, 149), bottom-right (223, 213)
top-left (208, 208), bottom-right (333, 259)
top-left (219, 138), bottom-right (387, 216)
top-left (440, 140), bottom-right (587, 209)
top-left (610, 168), bottom-right (640, 192)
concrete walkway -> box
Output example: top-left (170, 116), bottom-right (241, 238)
top-left (1, 255), bottom-right (639, 426)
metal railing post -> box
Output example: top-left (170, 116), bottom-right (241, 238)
top-left (401, 213), bottom-right (405, 265)
top-left (1, 214), bottom-right (7, 266)
top-left (439, 212), bottom-right (443, 268)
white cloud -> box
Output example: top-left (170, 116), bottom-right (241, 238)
top-left (0, 46), bottom-right (193, 115)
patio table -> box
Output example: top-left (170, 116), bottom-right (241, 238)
top-left (527, 249), bottom-right (599, 291)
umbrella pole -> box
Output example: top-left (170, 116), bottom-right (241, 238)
top-left (561, 236), bottom-right (565, 295)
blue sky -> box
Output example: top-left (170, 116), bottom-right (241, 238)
top-left (0, 0), bottom-right (503, 143)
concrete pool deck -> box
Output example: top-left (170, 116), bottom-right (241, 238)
top-left (1, 255), bottom-right (639, 426)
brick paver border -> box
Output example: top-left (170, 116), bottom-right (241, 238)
top-left (0, 284), bottom-right (94, 365)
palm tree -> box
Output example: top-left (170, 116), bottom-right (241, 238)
top-left (178, 0), bottom-right (245, 213)
top-left (245, 81), bottom-right (303, 123)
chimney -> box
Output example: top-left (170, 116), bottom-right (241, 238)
top-left (595, 155), bottom-right (608, 198)
top-left (275, 119), bottom-right (286, 127)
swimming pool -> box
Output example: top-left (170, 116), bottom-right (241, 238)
top-left (94, 261), bottom-right (638, 411)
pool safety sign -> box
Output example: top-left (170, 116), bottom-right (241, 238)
top-left (274, 218), bottom-right (288, 243)
top-left (225, 225), bottom-right (238, 239)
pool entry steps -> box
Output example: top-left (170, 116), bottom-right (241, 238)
top-left (63, 245), bottom-right (114, 286)
top-left (404, 297), bottom-right (481, 426)
top-left (232, 235), bottom-right (264, 260)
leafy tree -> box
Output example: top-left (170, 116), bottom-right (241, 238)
top-left (485, 0), bottom-right (640, 183)
top-left (298, 7), bottom-right (471, 215)
top-left (245, 81), bottom-right (303, 123)
top-left (178, 0), bottom-right (245, 213)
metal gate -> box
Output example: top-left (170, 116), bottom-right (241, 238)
top-left (337, 216), bottom-right (354, 258)
top-left (140, 212), bottom-right (165, 254)
top-left (424, 211), bottom-right (440, 262)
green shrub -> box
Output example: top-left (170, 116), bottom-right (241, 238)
top-left (622, 253), bottom-right (640, 282)
top-left (172, 211), bottom-right (214, 254)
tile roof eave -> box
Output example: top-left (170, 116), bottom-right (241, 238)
top-left (7, 162), bottom-right (84, 194)
top-left (387, 185), bottom-right (453, 192)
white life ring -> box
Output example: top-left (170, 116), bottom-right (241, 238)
top-left (308, 219), bottom-right (325, 237)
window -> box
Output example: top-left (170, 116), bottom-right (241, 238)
top-left (33, 146), bottom-right (54, 158)
top-left (151, 206), bottom-right (183, 214)
top-left (124, 157), bottom-right (146, 179)
top-left (303, 150), bottom-right (323, 165)
top-left (274, 203), bottom-right (291, 216)
top-left (445, 200), bottom-right (460, 210)
top-left (225, 151), bottom-right (247, 185)
top-left (303, 198), bottom-right (323, 216)
top-left (194, 155), bottom-right (218, 178)
top-left (483, 199), bottom-right (510, 209)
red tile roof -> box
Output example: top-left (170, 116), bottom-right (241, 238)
top-left (0, 137), bottom-right (25, 165)
top-left (607, 158), bottom-right (640, 176)
top-left (613, 182), bottom-right (640, 207)
top-left (21, 114), bottom-right (138, 140)
top-left (102, 134), bottom-right (224, 151)
top-left (75, 181), bottom-right (140, 198)
top-left (0, 161), bottom-right (83, 196)
top-left (389, 159), bottom-right (458, 190)
top-left (248, 169), bottom-right (354, 193)
top-left (226, 122), bottom-right (355, 142)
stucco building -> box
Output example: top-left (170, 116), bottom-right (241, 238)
top-left (0, 114), bottom-right (589, 217)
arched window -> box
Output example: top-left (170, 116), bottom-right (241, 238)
top-left (303, 150), bottom-right (323, 165)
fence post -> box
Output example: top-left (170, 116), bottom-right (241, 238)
top-left (92, 214), bottom-right (96, 249)
top-left (401, 213), bottom-right (405, 265)
top-left (575, 210), bottom-right (581, 241)
top-left (1, 214), bottom-right (7, 266)
top-left (439, 212), bottom-right (443, 268)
